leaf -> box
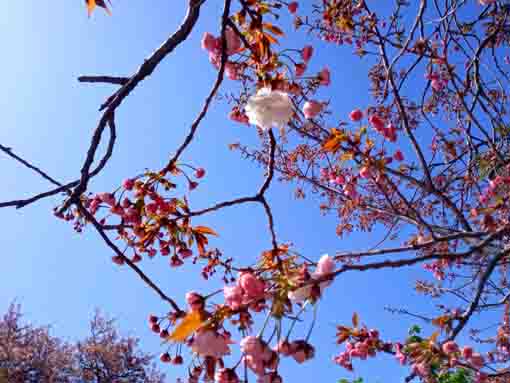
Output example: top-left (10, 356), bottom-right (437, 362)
top-left (340, 152), bottom-right (354, 161)
top-left (429, 330), bottom-right (440, 343)
top-left (85, 0), bottom-right (112, 17)
top-left (263, 23), bottom-right (285, 36)
top-left (352, 312), bottom-right (359, 328)
top-left (263, 32), bottom-right (279, 45)
top-left (322, 136), bottom-right (341, 153)
top-left (322, 129), bottom-right (346, 153)
top-left (167, 311), bottom-right (203, 342)
top-left (194, 226), bottom-right (219, 236)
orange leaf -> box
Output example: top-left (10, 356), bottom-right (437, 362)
top-left (167, 311), bottom-right (203, 343)
top-left (352, 312), bottom-right (359, 328)
top-left (263, 33), bottom-right (279, 45)
top-left (194, 226), bottom-right (219, 236)
top-left (429, 331), bottom-right (440, 343)
top-left (263, 23), bottom-right (285, 37)
top-left (322, 136), bottom-right (341, 153)
top-left (85, 0), bottom-right (111, 16)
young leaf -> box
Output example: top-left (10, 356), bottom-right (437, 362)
top-left (194, 226), bottom-right (219, 236)
top-left (85, 0), bottom-right (112, 17)
top-left (167, 311), bottom-right (203, 342)
top-left (352, 312), bottom-right (359, 328)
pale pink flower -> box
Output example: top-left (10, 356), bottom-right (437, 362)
top-left (225, 62), bottom-right (239, 80)
top-left (244, 355), bottom-right (265, 375)
top-left (202, 32), bottom-right (220, 52)
top-left (240, 335), bottom-right (265, 356)
top-left (314, 254), bottom-right (335, 276)
top-left (442, 341), bottom-right (459, 355)
top-left (224, 285), bottom-right (244, 310)
top-left (273, 340), bottom-right (292, 356)
top-left (239, 273), bottom-right (266, 299)
top-left (191, 330), bottom-right (231, 358)
top-left (288, 285), bottom-right (312, 302)
top-left (215, 368), bottom-right (239, 383)
top-left (303, 100), bottom-right (323, 119)
top-left (185, 291), bottom-right (204, 312)
top-left (289, 340), bottom-right (315, 364)
top-left (245, 88), bottom-right (294, 130)
top-left (225, 28), bottom-right (242, 55)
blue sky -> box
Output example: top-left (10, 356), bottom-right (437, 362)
top-left (0, 1), bottom-right (481, 382)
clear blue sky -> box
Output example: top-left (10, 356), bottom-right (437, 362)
top-left (0, 1), bottom-right (476, 382)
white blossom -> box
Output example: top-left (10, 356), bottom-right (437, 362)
top-left (245, 88), bottom-right (293, 130)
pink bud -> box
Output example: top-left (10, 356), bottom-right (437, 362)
top-left (369, 115), bottom-right (385, 132)
top-left (319, 67), bottom-right (330, 86)
top-left (195, 168), bottom-right (206, 178)
top-left (301, 45), bottom-right (314, 62)
top-left (349, 109), bottom-right (363, 122)
top-left (288, 2), bottom-right (298, 13)
top-left (393, 150), bottom-right (404, 162)
top-left (122, 178), bottom-right (135, 190)
top-left (359, 166), bottom-right (371, 179)
top-left (295, 62), bottom-right (307, 77)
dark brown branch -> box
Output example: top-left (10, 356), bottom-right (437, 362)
top-left (164, 0), bottom-right (232, 170)
top-left (0, 144), bottom-right (63, 187)
top-left (78, 76), bottom-right (129, 85)
top-left (78, 204), bottom-right (183, 314)
top-left (449, 248), bottom-right (510, 340)
top-left (60, 0), bottom-right (206, 213)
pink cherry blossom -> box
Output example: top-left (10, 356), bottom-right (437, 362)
top-left (224, 285), bottom-right (243, 310)
top-left (442, 341), bottom-right (459, 355)
top-left (191, 330), bottom-right (231, 358)
top-left (202, 32), bottom-right (220, 52)
top-left (225, 28), bottom-right (242, 55)
top-left (215, 368), bottom-right (239, 383)
top-left (225, 62), bottom-right (239, 80)
top-left (302, 100), bottom-right (322, 119)
top-left (185, 291), bottom-right (204, 312)
top-left (314, 254), bottom-right (335, 276)
top-left (239, 272), bottom-right (266, 299)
